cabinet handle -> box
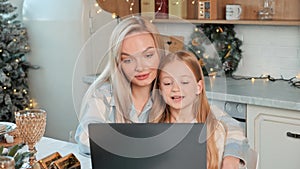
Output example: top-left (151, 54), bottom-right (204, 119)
top-left (286, 132), bottom-right (300, 139)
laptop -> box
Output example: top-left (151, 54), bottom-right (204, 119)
top-left (88, 123), bottom-right (207, 169)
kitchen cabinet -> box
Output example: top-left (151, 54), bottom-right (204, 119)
top-left (96, 0), bottom-right (300, 26)
top-left (247, 105), bottom-right (300, 169)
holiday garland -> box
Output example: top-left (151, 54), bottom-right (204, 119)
top-left (0, 0), bottom-right (38, 121)
top-left (187, 24), bottom-right (242, 76)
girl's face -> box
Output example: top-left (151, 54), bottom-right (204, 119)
top-left (120, 32), bottom-right (160, 88)
top-left (159, 60), bottom-right (200, 111)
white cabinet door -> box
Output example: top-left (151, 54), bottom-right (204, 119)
top-left (247, 105), bottom-right (300, 169)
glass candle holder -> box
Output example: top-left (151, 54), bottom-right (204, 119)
top-left (15, 109), bottom-right (47, 168)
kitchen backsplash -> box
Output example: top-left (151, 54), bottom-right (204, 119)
top-left (155, 23), bottom-right (300, 79)
top-left (234, 25), bottom-right (300, 78)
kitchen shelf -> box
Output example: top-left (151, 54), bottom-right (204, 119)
top-left (152, 19), bottom-right (300, 26)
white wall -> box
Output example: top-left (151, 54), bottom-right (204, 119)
top-left (21, 0), bottom-right (90, 141)
top-left (155, 23), bottom-right (300, 79)
top-left (10, 0), bottom-right (115, 141)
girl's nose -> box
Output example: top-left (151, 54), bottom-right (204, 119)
top-left (171, 82), bottom-right (180, 92)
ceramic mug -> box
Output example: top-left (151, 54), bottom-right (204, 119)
top-left (226, 4), bottom-right (242, 20)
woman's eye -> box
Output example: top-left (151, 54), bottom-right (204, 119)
top-left (122, 58), bottom-right (133, 64)
top-left (144, 53), bottom-right (153, 58)
top-left (182, 81), bottom-right (189, 85)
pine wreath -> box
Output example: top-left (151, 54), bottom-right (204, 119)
top-left (187, 24), bottom-right (242, 76)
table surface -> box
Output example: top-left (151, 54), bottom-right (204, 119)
top-left (36, 137), bottom-right (92, 169)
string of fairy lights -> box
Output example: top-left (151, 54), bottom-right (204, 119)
top-left (230, 74), bottom-right (300, 89)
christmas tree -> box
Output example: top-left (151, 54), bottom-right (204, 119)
top-left (187, 24), bottom-right (242, 76)
top-left (0, 0), bottom-right (36, 121)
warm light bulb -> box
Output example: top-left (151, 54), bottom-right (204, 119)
top-left (197, 50), bottom-right (201, 54)
top-left (251, 78), bottom-right (255, 83)
top-left (3, 87), bottom-right (6, 90)
top-left (96, 9), bottom-right (102, 13)
top-left (13, 89), bottom-right (17, 93)
top-left (203, 54), bottom-right (209, 59)
top-left (112, 13), bottom-right (117, 18)
top-left (296, 73), bottom-right (300, 79)
top-left (192, 1), bottom-right (195, 5)
top-left (94, 3), bottom-right (99, 7)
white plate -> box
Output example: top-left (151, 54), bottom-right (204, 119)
top-left (0, 122), bottom-right (16, 135)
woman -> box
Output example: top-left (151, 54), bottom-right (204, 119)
top-left (75, 16), bottom-right (248, 168)
top-left (153, 50), bottom-right (249, 168)
top-left (75, 15), bottom-right (165, 154)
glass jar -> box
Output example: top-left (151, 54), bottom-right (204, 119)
top-left (0, 156), bottom-right (15, 169)
top-left (258, 0), bottom-right (275, 20)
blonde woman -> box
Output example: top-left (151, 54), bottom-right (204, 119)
top-left (152, 50), bottom-right (249, 168)
top-left (75, 16), bottom-right (249, 168)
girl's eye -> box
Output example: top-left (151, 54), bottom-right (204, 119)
top-left (182, 81), bottom-right (189, 85)
top-left (162, 81), bottom-right (172, 86)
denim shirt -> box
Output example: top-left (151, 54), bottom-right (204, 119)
top-left (75, 82), bottom-right (250, 165)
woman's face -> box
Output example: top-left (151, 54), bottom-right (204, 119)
top-left (120, 32), bottom-right (160, 88)
top-left (159, 60), bottom-right (199, 111)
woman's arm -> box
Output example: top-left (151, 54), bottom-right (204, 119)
top-left (75, 84), bottom-right (114, 154)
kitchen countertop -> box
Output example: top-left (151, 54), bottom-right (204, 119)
top-left (82, 75), bottom-right (300, 112)
top-left (204, 77), bottom-right (300, 111)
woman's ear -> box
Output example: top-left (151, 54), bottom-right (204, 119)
top-left (196, 80), bottom-right (203, 95)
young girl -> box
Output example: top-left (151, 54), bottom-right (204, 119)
top-left (75, 16), bottom-right (248, 168)
top-left (153, 50), bottom-right (248, 169)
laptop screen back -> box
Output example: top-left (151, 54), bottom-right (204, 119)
top-left (89, 123), bottom-right (207, 169)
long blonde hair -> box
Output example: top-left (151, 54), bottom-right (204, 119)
top-left (79, 16), bottom-right (165, 123)
top-left (152, 51), bottom-right (219, 169)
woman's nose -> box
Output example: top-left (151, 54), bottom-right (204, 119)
top-left (135, 58), bottom-right (144, 72)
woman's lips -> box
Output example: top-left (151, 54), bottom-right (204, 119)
top-left (135, 73), bottom-right (150, 80)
